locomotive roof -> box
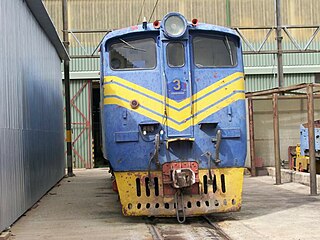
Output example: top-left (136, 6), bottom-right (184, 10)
top-left (102, 22), bottom-right (239, 45)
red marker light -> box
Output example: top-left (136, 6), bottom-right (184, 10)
top-left (153, 20), bottom-right (160, 29)
top-left (191, 18), bottom-right (198, 26)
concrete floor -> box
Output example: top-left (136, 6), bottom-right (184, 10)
top-left (220, 176), bottom-right (320, 240)
top-left (10, 169), bottom-right (151, 240)
top-left (8, 169), bottom-right (320, 240)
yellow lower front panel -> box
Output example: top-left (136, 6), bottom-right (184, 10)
top-left (114, 168), bottom-right (244, 217)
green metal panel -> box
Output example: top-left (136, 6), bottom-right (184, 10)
top-left (245, 73), bottom-right (315, 92)
top-left (243, 42), bottom-right (320, 67)
top-left (63, 80), bottom-right (93, 168)
top-left (69, 47), bottom-right (100, 72)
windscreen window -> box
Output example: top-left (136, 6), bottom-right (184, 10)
top-left (193, 35), bottom-right (238, 67)
top-left (109, 38), bottom-right (156, 70)
top-left (167, 42), bottom-right (185, 67)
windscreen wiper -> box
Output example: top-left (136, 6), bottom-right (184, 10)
top-left (119, 38), bottom-right (146, 52)
top-left (224, 36), bottom-right (234, 65)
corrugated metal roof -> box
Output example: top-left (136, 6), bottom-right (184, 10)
top-left (26, 0), bottom-right (69, 61)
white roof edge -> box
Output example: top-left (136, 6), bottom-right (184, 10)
top-left (25, 0), bottom-right (69, 61)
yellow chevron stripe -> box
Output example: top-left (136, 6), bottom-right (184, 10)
top-left (104, 97), bottom-right (165, 124)
top-left (104, 92), bottom-right (245, 132)
top-left (104, 73), bottom-right (245, 131)
top-left (104, 97), bottom-right (182, 130)
top-left (105, 78), bottom-right (244, 123)
top-left (168, 92), bottom-right (245, 131)
top-left (105, 82), bottom-right (191, 122)
top-left (104, 72), bottom-right (243, 109)
top-left (193, 92), bottom-right (245, 125)
top-left (164, 73), bottom-right (242, 108)
top-left (193, 72), bottom-right (243, 100)
top-left (192, 79), bottom-right (243, 116)
top-left (104, 76), bottom-right (164, 101)
top-left (104, 83), bottom-right (164, 117)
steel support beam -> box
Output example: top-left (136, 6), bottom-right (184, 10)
top-left (71, 55), bottom-right (100, 59)
top-left (233, 25), bottom-right (320, 29)
top-left (273, 93), bottom-right (281, 185)
top-left (62, 0), bottom-right (74, 177)
top-left (66, 29), bottom-right (112, 33)
top-left (248, 94), bottom-right (320, 100)
top-left (276, 0), bottom-right (284, 88)
top-left (225, 0), bottom-right (231, 27)
top-left (246, 84), bottom-right (308, 97)
top-left (248, 98), bottom-right (256, 177)
top-left (307, 84), bottom-right (317, 195)
top-left (243, 49), bottom-right (320, 54)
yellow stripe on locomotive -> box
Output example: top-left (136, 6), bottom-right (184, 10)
top-left (115, 168), bottom-right (244, 217)
top-left (104, 72), bottom-right (245, 132)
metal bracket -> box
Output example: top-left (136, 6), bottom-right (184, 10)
top-left (174, 190), bottom-right (186, 223)
top-left (201, 151), bottom-right (214, 182)
top-left (234, 26), bottom-right (320, 54)
top-left (215, 130), bottom-right (222, 164)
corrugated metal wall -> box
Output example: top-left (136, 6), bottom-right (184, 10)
top-left (246, 73), bottom-right (315, 92)
top-left (43, 0), bottom-right (320, 88)
top-left (43, 0), bottom-right (320, 35)
top-left (63, 80), bottom-right (93, 168)
top-left (0, 0), bottom-right (65, 232)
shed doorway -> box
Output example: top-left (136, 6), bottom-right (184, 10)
top-left (92, 81), bottom-right (107, 167)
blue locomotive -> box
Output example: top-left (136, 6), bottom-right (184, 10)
top-left (293, 120), bottom-right (320, 172)
top-left (100, 12), bottom-right (246, 222)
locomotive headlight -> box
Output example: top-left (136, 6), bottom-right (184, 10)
top-left (162, 13), bottom-right (187, 38)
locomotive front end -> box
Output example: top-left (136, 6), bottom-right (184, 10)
top-left (100, 13), bottom-right (246, 222)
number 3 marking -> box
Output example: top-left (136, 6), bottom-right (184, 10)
top-left (173, 79), bottom-right (181, 91)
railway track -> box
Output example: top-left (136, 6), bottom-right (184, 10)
top-left (146, 216), bottom-right (232, 240)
